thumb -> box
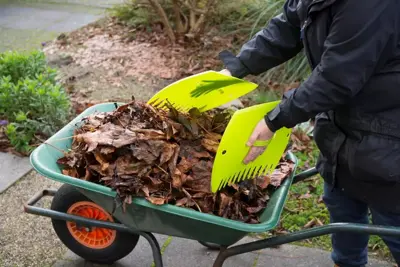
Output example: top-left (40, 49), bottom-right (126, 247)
top-left (246, 128), bottom-right (259, 147)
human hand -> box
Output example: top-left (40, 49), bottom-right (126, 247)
top-left (219, 69), bottom-right (232, 76)
top-left (243, 118), bottom-right (275, 164)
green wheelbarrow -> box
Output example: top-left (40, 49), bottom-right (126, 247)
top-left (24, 103), bottom-right (400, 267)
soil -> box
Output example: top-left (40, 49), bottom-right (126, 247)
top-left (42, 17), bottom-right (236, 110)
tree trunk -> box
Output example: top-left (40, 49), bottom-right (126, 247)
top-left (147, 0), bottom-right (176, 43)
top-left (172, 0), bottom-right (185, 33)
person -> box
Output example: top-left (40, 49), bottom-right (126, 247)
top-left (217, 0), bottom-right (400, 266)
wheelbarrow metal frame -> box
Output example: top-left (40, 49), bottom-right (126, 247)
top-left (24, 167), bottom-right (400, 267)
top-left (23, 189), bottom-right (164, 267)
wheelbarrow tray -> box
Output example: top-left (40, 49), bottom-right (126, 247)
top-left (30, 102), bottom-right (298, 246)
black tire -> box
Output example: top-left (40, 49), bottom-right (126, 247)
top-left (198, 241), bottom-right (224, 251)
top-left (51, 184), bottom-right (139, 264)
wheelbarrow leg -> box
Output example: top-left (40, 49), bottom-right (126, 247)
top-left (141, 232), bottom-right (163, 267)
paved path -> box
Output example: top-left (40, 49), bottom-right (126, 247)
top-left (53, 235), bottom-right (393, 267)
top-left (0, 0), bottom-right (122, 52)
top-left (0, 152), bottom-right (32, 193)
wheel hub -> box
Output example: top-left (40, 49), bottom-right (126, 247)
top-left (66, 201), bottom-right (117, 249)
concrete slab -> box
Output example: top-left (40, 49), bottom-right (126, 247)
top-left (255, 244), bottom-right (392, 267)
top-left (54, 235), bottom-right (394, 267)
top-left (59, 234), bottom-right (170, 267)
top-left (9, 0), bottom-right (123, 9)
top-left (0, 0), bottom-right (117, 52)
top-left (46, 13), bottom-right (102, 32)
top-left (0, 5), bottom-right (102, 31)
top-left (0, 152), bottom-right (32, 193)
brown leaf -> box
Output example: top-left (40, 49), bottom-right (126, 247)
top-left (246, 206), bottom-right (264, 214)
top-left (83, 169), bottom-right (92, 181)
top-left (94, 152), bottom-right (109, 171)
top-left (147, 196), bottom-right (166, 205)
top-left (172, 169), bottom-right (183, 189)
top-left (100, 146), bottom-right (115, 154)
top-left (192, 150), bottom-right (212, 159)
top-left (299, 191), bottom-right (312, 200)
top-left (159, 143), bottom-right (177, 165)
top-left (131, 142), bottom-right (158, 164)
top-left (101, 176), bottom-right (112, 181)
top-left (188, 160), bottom-right (212, 192)
top-left (141, 186), bottom-right (150, 197)
top-left (175, 197), bottom-right (188, 207)
top-left (177, 157), bottom-right (198, 173)
top-left (168, 145), bottom-right (180, 176)
top-left (201, 138), bottom-right (219, 153)
top-left (62, 168), bottom-right (79, 178)
top-left (148, 176), bottom-right (163, 185)
top-left (192, 192), bottom-right (208, 198)
top-left (270, 170), bottom-right (288, 187)
top-left (76, 123), bottom-right (139, 151)
top-left (218, 193), bottom-right (232, 217)
top-left (131, 129), bottom-right (166, 140)
top-left (205, 132), bottom-right (222, 141)
top-left (115, 154), bottom-right (147, 175)
top-left (256, 175), bottom-right (271, 189)
top-left (304, 218), bottom-right (317, 229)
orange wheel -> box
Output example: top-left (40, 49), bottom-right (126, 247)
top-left (66, 201), bottom-right (117, 249)
top-left (51, 184), bottom-right (139, 264)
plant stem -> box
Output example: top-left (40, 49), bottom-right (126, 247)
top-left (147, 0), bottom-right (176, 43)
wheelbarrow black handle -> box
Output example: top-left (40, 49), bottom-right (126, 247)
top-left (213, 222), bottom-right (400, 267)
top-left (292, 167), bottom-right (319, 184)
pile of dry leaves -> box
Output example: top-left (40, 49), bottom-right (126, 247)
top-left (56, 100), bottom-right (294, 223)
top-left (44, 17), bottom-right (230, 84)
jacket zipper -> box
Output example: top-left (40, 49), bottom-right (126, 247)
top-left (301, 19), bottom-right (314, 67)
top-left (301, 0), bottom-right (326, 68)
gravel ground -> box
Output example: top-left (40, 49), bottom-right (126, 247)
top-left (0, 171), bottom-right (66, 267)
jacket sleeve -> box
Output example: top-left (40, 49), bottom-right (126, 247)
top-left (265, 0), bottom-right (398, 132)
top-left (219, 0), bottom-right (303, 78)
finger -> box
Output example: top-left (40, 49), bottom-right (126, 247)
top-left (243, 146), bottom-right (265, 164)
top-left (219, 69), bottom-right (232, 76)
top-left (243, 148), bottom-right (259, 164)
top-left (243, 147), bottom-right (255, 164)
top-left (246, 128), bottom-right (259, 147)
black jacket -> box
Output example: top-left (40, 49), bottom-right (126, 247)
top-left (220, 0), bottom-right (400, 210)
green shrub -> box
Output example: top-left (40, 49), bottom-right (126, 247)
top-left (0, 50), bottom-right (71, 154)
top-left (0, 50), bottom-right (57, 84)
top-left (108, 1), bottom-right (153, 28)
top-left (223, 0), bottom-right (311, 85)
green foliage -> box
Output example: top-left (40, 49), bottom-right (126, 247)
top-left (0, 50), bottom-right (71, 154)
top-left (0, 50), bottom-right (57, 84)
top-left (108, 1), bottom-right (153, 28)
top-left (258, 53), bottom-right (311, 85)
top-left (220, 0), bottom-right (311, 85)
top-left (249, 89), bottom-right (281, 105)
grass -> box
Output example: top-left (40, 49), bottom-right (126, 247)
top-left (150, 236), bottom-right (173, 267)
